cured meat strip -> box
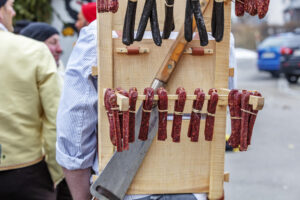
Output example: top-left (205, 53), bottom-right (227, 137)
top-left (211, 0), bottom-right (224, 42)
top-left (109, 0), bottom-right (119, 13)
top-left (184, 0), bottom-right (193, 42)
top-left (157, 88), bottom-right (168, 141)
top-left (191, 0), bottom-right (208, 46)
top-left (117, 88), bottom-right (130, 150)
top-left (235, 0), bottom-right (245, 17)
top-left (149, 0), bottom-right (162, 46)
top-left (98, 0), bottom-right (105, 13)
top-left (104, 89), bottom-right (116, 146)
top-left (128, 87), bottom-right (138, 143)
top-left (247, 0), bottom-right (257, 16)
top-left (204, 89), bottom-right (219, 141)
top-left (138, 87), bottom-right (155, 141)
top-left (228, 90), bottom-right (242, 148)
top-left (257, 0), bottom-right (270, 19)
top-left (171, 87), bottom-right (187, 143)
top-left (122, 0), bottom-right (137, 45)
top-left (247, 91), bottom-right (262, 145)
top-left (188, 88), bottom-right (205, 142)
top-left (240, 91), bottom-right (252, 151)
top-left (108, 91), bottom-right (123, 152)
top-left (162, 0), bottom-right (175, 39)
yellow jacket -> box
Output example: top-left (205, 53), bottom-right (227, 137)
top-left (0, 31), bottom-right (63, 185)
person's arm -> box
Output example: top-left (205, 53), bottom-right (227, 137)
top-left (37, 43), bottom-right (63, 185)
top-left (56, 21), bottom-right (98, 199)
top-left (63, 167), bottom-right (92, 200)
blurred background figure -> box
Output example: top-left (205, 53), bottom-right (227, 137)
top-left (75, 2), bottom-right (96, 31)
top-left (0, 0), bottom-right (64, 199)
top-left (0, 0), bottom-right (15, 32)
top-left (13, 19), bottom-right (31, 34)
top-left (20, 22), bottom-right (72, 200)
top-left (20, 22), bottom-right (65, 85)
top-left (20, 22), bottom-right (63, 67)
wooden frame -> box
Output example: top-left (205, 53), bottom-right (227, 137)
top-left (96, 0), bottom-right (264, 199)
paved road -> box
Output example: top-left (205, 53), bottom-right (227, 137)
top-left (224, 57), bottom-right (300, 200)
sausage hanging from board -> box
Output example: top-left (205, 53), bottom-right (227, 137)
top-left (103, 88), bottom-right (263, 151)
top-left (188, 88), bottom-right (206, 142)
top-left (128, 87), bottom-right (138, 143)
top-left (204, 89), bottom-right (219, 141)
top-left (157, 87), bottom-right (168, 141)
top-left (138, 87), bottom-right (155, 141)
top-left (162, 0), bottom-right (175, 39)
top-left (171, 87), bottom-right (187, 143)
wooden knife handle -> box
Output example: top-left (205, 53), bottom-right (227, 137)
top-left (155, 19), bottom-right (196, 83)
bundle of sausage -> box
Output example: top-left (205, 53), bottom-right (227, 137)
top-left (98, 0), bottom-right (119, 13)
top-left (104, 88), bottom-right (137, 152)
top-left (235, 0), bottom-right (270, 19)
top-left (228, 89), bottom-right (262, 151)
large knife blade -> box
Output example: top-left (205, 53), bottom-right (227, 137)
top-left (90, 1), bottom-right (210, 197)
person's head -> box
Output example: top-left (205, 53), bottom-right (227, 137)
top-left (20, 22), bottom-right (62, 66)
top-left (75, 2), bottom-right (96, 31)
top-left (0, 0), bottom-right (16, 32)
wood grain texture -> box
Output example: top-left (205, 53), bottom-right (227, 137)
top-left (97, 12), bottom-right (115, 171)
top-left (209, 0), bottom-right (231, 199)
top-left (97, 0), bottom-right (231, 197)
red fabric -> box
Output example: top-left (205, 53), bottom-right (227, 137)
top-left (82, 2), bottom-right (97, 23)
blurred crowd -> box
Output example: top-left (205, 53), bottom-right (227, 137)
top-left (0, 0), bottom-right (96, 199)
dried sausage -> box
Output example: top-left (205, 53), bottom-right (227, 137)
top-left (104, 89), bottom-right (116, 146)
top-left (162, 0), bottom-right (175, 39)
top-left (108, 91), bottom-right (123, 152)
top-left (117, 88), bottom-right (130, 150)
top-left (228, 90), bottom-right (242, 148)
top-left (150, 0), bottom-right (162, 46)
top-left (122, 0), bottom-right (137, 45)
top-left (157, 87), bottom-right (168, 141)
top-left (135, 0), bottom-right (154, 42)
top-left (257, 0), bottom-right (270, 19)
top-left (211, 0), bottom-right (224, 42)
top-left (247, 91), bottom-right (261, 145)
top-left (204, 89), bottom-right (218, 141)
top-left (240, 91), bottom-right (251, 151)
top-left (188, 88), bottom-right (205, 142)
top-left (129, 87), bottom-right (138, 143)
top-left (171, 87), bottom-right (187, 142)
top-left (138, 87), bottom-right (155, 141)
top-left (235, 0), bottom-right (245, 16)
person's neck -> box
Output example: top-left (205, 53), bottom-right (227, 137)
top-left (0, 22), bottom-right (8, 31)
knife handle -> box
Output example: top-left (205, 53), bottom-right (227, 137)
top-left (154, 19), bottom-right (196, 84)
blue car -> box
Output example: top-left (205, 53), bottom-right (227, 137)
top-left (257, 33), bottom-right (300, 78)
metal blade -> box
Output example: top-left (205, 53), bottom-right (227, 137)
top-left (90, 106), bottom-right (159, 200)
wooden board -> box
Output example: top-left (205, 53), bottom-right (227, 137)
top-left (97, 0), bottom-right (231, 199)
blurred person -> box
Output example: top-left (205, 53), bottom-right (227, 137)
top-left (0, 0), bottom-right (63, 199)
top-left (0, 0), bottom-right (14, 32)
top-left (20, 22), bottom-right (65, 82)
top-left (13, 19), bottom-right (31, 34)
top-left (75, 2), bottom-right (96, 31)
top-left (20, 22), bottom-right (72, 200)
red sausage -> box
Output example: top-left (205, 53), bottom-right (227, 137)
top-left (157, 87), bottom-right (168, 141)
top-left (171, 87), bottom-right (187, 143)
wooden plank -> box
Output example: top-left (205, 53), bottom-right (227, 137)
top-left (209, 0), bottom-right (232, 199)
top-left (97, 12), bottom-right (114, 171)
